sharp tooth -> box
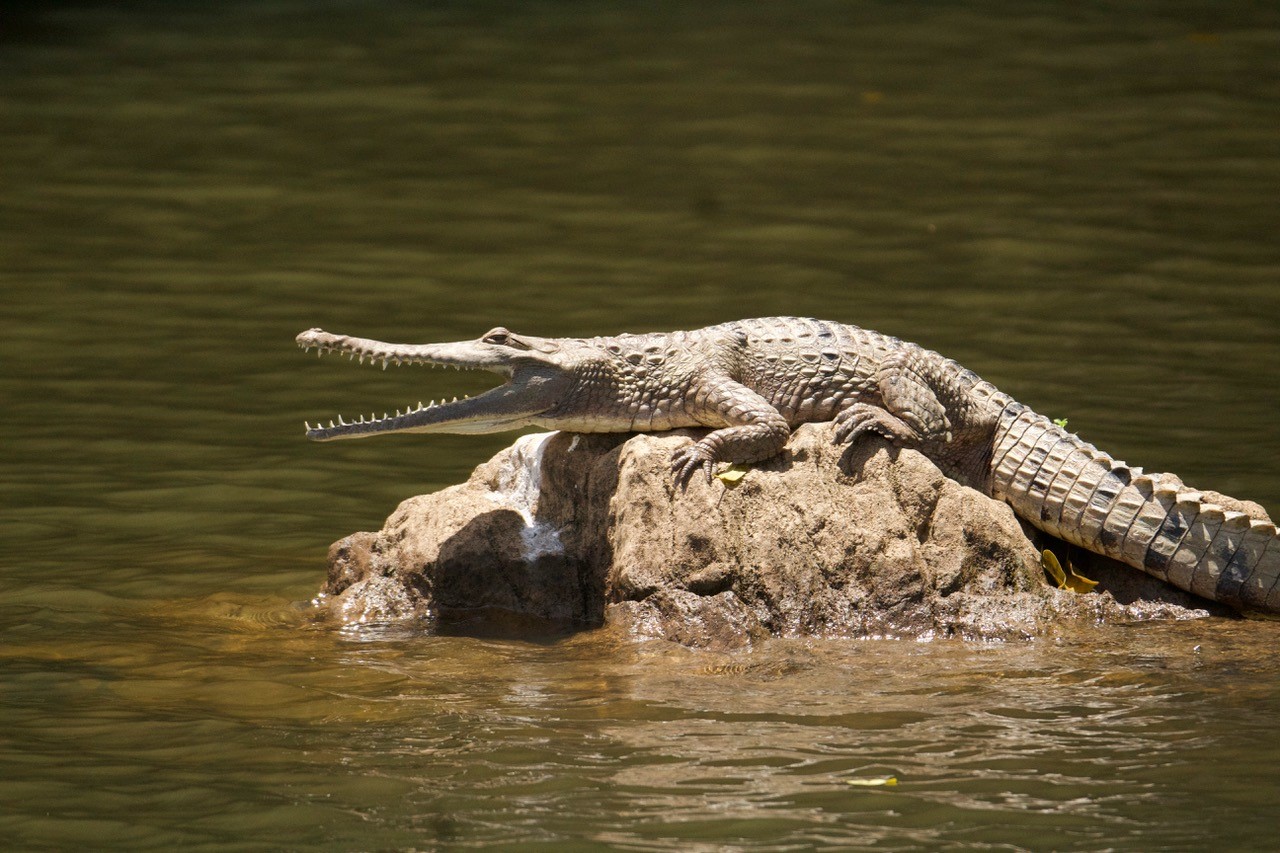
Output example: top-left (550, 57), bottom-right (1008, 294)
top-left (328, 419), bottom-right (336, 429)
top-left (304, 421), bottom-right (311, 430)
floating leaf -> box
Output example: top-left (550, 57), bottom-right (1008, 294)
top-left (847, 775), bottom-right (898, 787)
top-left (1053, 417), bottom-right (1069, 429)
top-left (715, 464), bottom-right (749, 485)
top-left (1041, 548), bottom-right (1098, 593)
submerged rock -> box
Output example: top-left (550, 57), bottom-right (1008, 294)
top-left (319, 424), bottom-right (1214, 648)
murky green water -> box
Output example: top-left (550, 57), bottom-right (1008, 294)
top-left (3, 1), bottom-right (1279, 848)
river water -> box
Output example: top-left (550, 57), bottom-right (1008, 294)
top-left (3, 1), bottom-right (1279, 849)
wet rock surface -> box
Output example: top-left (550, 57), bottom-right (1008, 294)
top-left (319, 424), bottom-right (1215, 648)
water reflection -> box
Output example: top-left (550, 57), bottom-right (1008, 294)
top-left (5, 580), bottom-right (1280, 848)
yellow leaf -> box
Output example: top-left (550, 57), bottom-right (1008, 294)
top-left (715, 464), bottom-right (749, 484)
top-left (847, 775), bottom-right (898, 787)
top-left (1041, 548), bottom-right (1098, 593)
top-left (1041, 549), bottom-right (1067, 587)
top-left (1062, 571), bottom-right (1099, 594)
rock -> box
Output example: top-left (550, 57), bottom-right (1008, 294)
top-left (317, 424), bottom-right (1213, 647)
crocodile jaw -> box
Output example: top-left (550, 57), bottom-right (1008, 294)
top-left (297, 328), bottom-right (569, 440)
top-left (303, 382), bottom-right (558, 440)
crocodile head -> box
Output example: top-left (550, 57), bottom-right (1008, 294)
top-left (296, 326), bottom-right (580, 440)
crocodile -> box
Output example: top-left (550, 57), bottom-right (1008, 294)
top-left (296, 317), bottom-right (1280, 614)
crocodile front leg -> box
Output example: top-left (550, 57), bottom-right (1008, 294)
top-left (670, 375), bottom-right (791, 487)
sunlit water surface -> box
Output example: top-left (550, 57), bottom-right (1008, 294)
top-left (3, 1), bottom-right (1279, 849)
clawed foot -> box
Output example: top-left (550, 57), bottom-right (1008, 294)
top-left (832, 403), bottom-right (917, 447)
top-left (670, 441), bottom-right (716, 488)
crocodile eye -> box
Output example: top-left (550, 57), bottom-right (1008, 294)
top-left (482, 327), bottom-right (533, 350)
top-left (482, 327), bottom-right (512, 345)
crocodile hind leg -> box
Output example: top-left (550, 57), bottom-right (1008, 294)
top-left (833, 347), bottom-right (954, 450)
top-left (833, 402), bottom-right (925, 446)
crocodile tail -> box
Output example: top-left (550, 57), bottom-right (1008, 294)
top-left (987, 402), bottom-right (1280, 612)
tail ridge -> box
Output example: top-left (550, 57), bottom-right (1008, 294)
top-left (987, 406), bottom-right (1279, 612)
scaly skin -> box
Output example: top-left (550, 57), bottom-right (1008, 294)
top-left (297, 318), bottom-right (1280, 614)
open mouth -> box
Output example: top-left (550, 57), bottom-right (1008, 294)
top-left (296, 328), bottom-right (545, 440)
top-left (302, 397), bottom-right (482, 441)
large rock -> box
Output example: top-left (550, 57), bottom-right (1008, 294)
top-left (318, 424), bottom-right (1213, 648)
